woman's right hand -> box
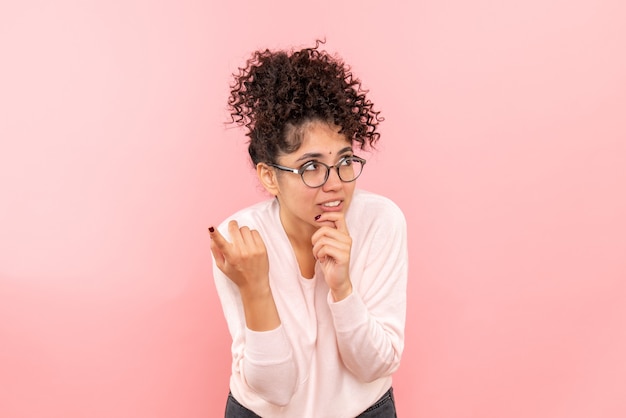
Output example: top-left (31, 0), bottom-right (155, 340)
top-left (209, 220), bottom-right (270, 293)
top-left (210, 221), bottom-right (281, 331)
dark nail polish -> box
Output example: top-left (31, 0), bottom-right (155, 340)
top-left (314, 214), bottom-right (321, 221)
top-left (208, 226), bottom-right (215, 233)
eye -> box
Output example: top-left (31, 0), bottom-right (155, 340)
top-left (339, 156), bottom-right (355, 166)
top-left (302, 161), bottom-right (322, 172)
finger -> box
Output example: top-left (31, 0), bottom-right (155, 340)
top-left (208, 225), bottom-right (230, 250)
top-left (332, 215), bottom-right (348, 233)
top-left (313, 238), bottom-right (351, 261)
top-left (227, 220), bottom-right (243, 245)
top-left (250, 229), bottom-right (267, 250)
top-left (311, 225), bottom-right (351, 249)
top-left (315, 246), bottom-right (349, 269)
top-left (314, 212), bottom-right (349, 233)
top-left (239, 225), bottom-right (254, 245)
top-left (228, 222), bottom-right (262, 252)
top-left (312, 230), bottom-right (351, 256)
top-left (209, 238), bottom-right (226, 270)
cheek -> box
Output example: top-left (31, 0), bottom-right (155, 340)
top-left (296, 188), bottom-right (319, 205)
top-left (344, 182), bottom-right (356, 197)
top-left (343, 183), bottom-right (357, 207)
top-left (278, 179), bottom-right (316, 205)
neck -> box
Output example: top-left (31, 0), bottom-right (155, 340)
top-left (278, 206), bottom-right (318, 278)
top-left (279, 209), bottom-right (316, 249)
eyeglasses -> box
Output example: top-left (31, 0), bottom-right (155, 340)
top-left (267, 156), bottom-right (366, 188)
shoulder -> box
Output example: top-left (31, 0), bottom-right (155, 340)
top-left (349, 189), bottom-right (406, 226)
top-left (348, 190), bottom-right (408, 264)
top-left (347, 189), bottom-right (407, 247)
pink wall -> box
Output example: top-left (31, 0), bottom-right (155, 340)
top-left (1, 1), bottom-right (625, 417)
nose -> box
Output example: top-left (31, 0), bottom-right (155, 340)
top-left (321, 166), bottom-right (342, 191)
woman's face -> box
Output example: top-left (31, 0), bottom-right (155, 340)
top-left (269, 121), bottom-right (357, 238)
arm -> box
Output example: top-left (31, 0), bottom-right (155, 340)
top-left (329, 251), bottom-right (407, 382)
top-left (313, 207), bottom-right (408, 382)
top-left (210, 221), bottom-right (279, 331)
top-left (210, 221), bottom-right (298, 405)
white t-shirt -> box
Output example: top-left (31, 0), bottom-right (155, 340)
top-left (212, 189), bottom-right (408, 418)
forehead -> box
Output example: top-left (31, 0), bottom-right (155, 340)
top-left (289, 121), bottom-right (352, 158)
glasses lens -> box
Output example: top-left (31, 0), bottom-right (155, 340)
top-left (300, 158), bottom-right (365, 187)
top-left (301, 162), bottom-right (328, 187)
top-left (338, 157), bottom-right (364, 182)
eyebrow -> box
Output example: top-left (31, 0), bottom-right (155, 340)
top-left (295, 146), bottom-right (354, 162)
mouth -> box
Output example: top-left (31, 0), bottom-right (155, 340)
top-left (319, 199), bottom-right (344, 212)
top-left (321, 200), bottom-right (341, 208)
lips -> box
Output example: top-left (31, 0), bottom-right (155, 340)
top-left (319, 199), bottom-right (344, 212)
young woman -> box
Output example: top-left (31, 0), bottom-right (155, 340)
top-left (209, 41), bottom-right (408, 418)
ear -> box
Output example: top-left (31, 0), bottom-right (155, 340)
top-left (257, 163), bottom-right (280, 196)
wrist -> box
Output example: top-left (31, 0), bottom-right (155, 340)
top-left (239, 281), bottom-right (281, 331)
top-left (239, 281), bottom-right (272, 301)
top-left (330, 282), bottom-right (353, 302)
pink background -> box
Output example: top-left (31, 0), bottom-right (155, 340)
top-left (1, 1), bottom-right (625, 417)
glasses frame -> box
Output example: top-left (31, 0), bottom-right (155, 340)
top-left (267, 155), bottom-right (367, 188)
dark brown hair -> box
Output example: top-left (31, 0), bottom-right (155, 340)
top-left (228, 40), bottom-right (382, 165)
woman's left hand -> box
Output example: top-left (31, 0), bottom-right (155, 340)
top-left (311, 212), bottom-right (353, 301)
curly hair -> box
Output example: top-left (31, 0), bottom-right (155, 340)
top-left (228, 40), bottom-right (382, 166)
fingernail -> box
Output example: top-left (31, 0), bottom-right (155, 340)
top-left (314, 214), bottom-right (321, 221)
top-left (208, 226), bottom-right (215, 233)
